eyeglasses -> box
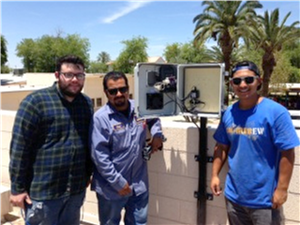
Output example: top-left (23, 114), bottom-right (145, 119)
top-left (231, 76), bottom-right (259, 85)
top-left (106, 86), bottom-right (128, 96)
top-left (60, 72), bottom-right (85, 80)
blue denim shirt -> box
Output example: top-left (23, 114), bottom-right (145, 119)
top-left (90, 100), bottom-right (162, 200)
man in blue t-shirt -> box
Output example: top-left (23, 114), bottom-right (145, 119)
top-left (210, 60), bottom-right (299, 225)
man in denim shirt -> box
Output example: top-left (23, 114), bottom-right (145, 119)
top-left (90, 71), bottom-right (163, 225)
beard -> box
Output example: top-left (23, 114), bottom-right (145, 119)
top-left (58, 80), bottom-right (83, 98)
top-left (114, 96), bottom-right (126, 107)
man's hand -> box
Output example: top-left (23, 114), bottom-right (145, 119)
top-left (150, 136), bottom-right (163, 153)
top-left (10, 192), bottom-right (32, 209)
top-left (210, 176), bottom-right (222, 196)
top-left (118, 183), bottom-right (132, 196)
top-left (272, 188), bottom-right (288, 209)
top-left (272, 149), bottom-right (295, 209)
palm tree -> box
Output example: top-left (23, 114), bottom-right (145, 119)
top-left (97, 51), bottom-right (111, 64)
top-left (207, 45), bottom-right (241, 64)
top-left (193, 1), bottom-right (262, 105)
top-left (249, 8), bottom-right (300, 96)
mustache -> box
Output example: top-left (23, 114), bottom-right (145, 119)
top-left (114, 96), bottom-right (125, 100)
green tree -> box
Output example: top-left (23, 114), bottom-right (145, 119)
top-left (62, 34), bottom-right (90, 68)
top-left (164, 41), bottom-right (211, 63)
top-left (163, 43), bottom-right (182, 63)
top-left (1, 65), bottom-right (10, 73)
top-left (97, 51), bottom-right (110, 64)
top-left (207, 45), bottom-right (244, 64)
top-left (88, 61), bottom-right (108, 73)
top-left (114, 36), bottom-right (148, 73)
top-left (250, 8), bottom-right (300, 96)
top-left (16, 38), bottom-right (37, 72)
top-left (34, 35), bottom-right (58, 72)
top-left (288, 41), bottom-right (300, 68)
top-left (1, 35), bottom-right (8, 66)
top-left (193, 0), bottom-right (262, 104)
top-left (237, 44), bottom-right (263, 66)
top-left (282, 40), bottom-right (300, 83)
top-left (181, 42), bottom-right (211, 63)
top-left (270, 51), bottom-right (293, 85)
top-left (288, 67), bottom-right (300, 83)
top-left (16, 34), bottom-right (90, 72)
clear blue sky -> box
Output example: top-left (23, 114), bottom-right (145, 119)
top-left (1, 1), bottom-right (299, 68)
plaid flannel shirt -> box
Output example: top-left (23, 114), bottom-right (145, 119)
top-left (9, 82), bottom-right (93, 200)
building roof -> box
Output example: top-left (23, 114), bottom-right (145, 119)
top-left (105, 56), bottom-right (166, 65)
top-left (147, 56), bottom-right (166, 63)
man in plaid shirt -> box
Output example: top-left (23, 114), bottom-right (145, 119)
top-left (9, 55), bottom-right (93, 225)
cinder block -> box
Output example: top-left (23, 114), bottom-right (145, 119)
top-left (149, 150), bottom-right (198, 179)
top-left (0, 111), bottom-right (16, 132)
top-left (283, 219), bottom-right (300, 225)
top-left (1, 149), bottom-right (10, 167)
top-left (1, 185), bottom-right (13, 220)
top-left (157, 173), bottom-right (197, 202)
top-left (1, 131), bottom-right (12, 151)
top-left (283, 193), bottom-right (300, 222)
top-left (207, 128), bottom-right (217, 156)
top-left (289, 164), bottom-right (299, 193)
top-left (162, 125), bottom-right (198, 153)
top-left (149, 195), bottom-right (180, 222)
top-left (161, 119), bottom-right (199, 154)
top-left (85, 188), bottom-right (97, 203)
top-left (148, 215), bottom-right (180, 224)
top-left (185, 126), bottom-right (201, 154)
top-left (294, 145), bottom-right (300, 165)
top-left (206, 204), bottom-right (229, 225)
top-left (81, 200), bottom-right (98, 224)
top-left (179, 200), bottom-right (197, 224)
top-left (1, 166), bottom-right (10, 185)
top-left (206, 189), bottom-right (227, 209)
top-left (149, 171), bottom-right (158, 195)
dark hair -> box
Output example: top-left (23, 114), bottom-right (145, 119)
top-left (55, 55), bottom-right (85, 72)
top-left (103, 71), bottom-right (128, 90)
top-left (231, 61), bottom-right (260, 77)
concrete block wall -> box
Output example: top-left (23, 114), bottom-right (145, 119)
top-left (0, 110), bottom-right (16, 187)
top-left (0, 111), bottom-right (19, 225)
top-left (146, 118), bottom-right (229, 225)
top-left (1, 110), bottom-right (299, 224)
top-left (1, 74), bottom-right (134, 112)
top-left (284, 130), bottom-right (300, 224)
top-left (1, 185), bottom-right (13, 220)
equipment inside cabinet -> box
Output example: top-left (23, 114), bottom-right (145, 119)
top-left (134, 63), bottom-right (225, 119)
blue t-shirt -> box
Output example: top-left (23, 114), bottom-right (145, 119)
top-left (214, 97), bottom-right (299, 208)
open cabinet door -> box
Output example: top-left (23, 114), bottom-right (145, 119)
top-left (134, 63), bottom-right (178, 117)
top-left (177, 63), bottom-right (225, 118)
top-left (134, 62), bottom-right (225, 118)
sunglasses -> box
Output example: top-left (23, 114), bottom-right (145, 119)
top-left (106, 86), bottom-right (128, 95)
top-left (231, 76), bottom-right (259, 85)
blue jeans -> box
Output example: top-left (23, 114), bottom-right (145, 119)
top-left (226, 198), bottom-right (283, 225)
top-left (24, 191), bottom-right (85, 225)
top-left (97, 191), bottom-right (149, 225)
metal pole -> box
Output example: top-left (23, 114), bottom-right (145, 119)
top-left (197, 117), bottom-right (208, 225)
